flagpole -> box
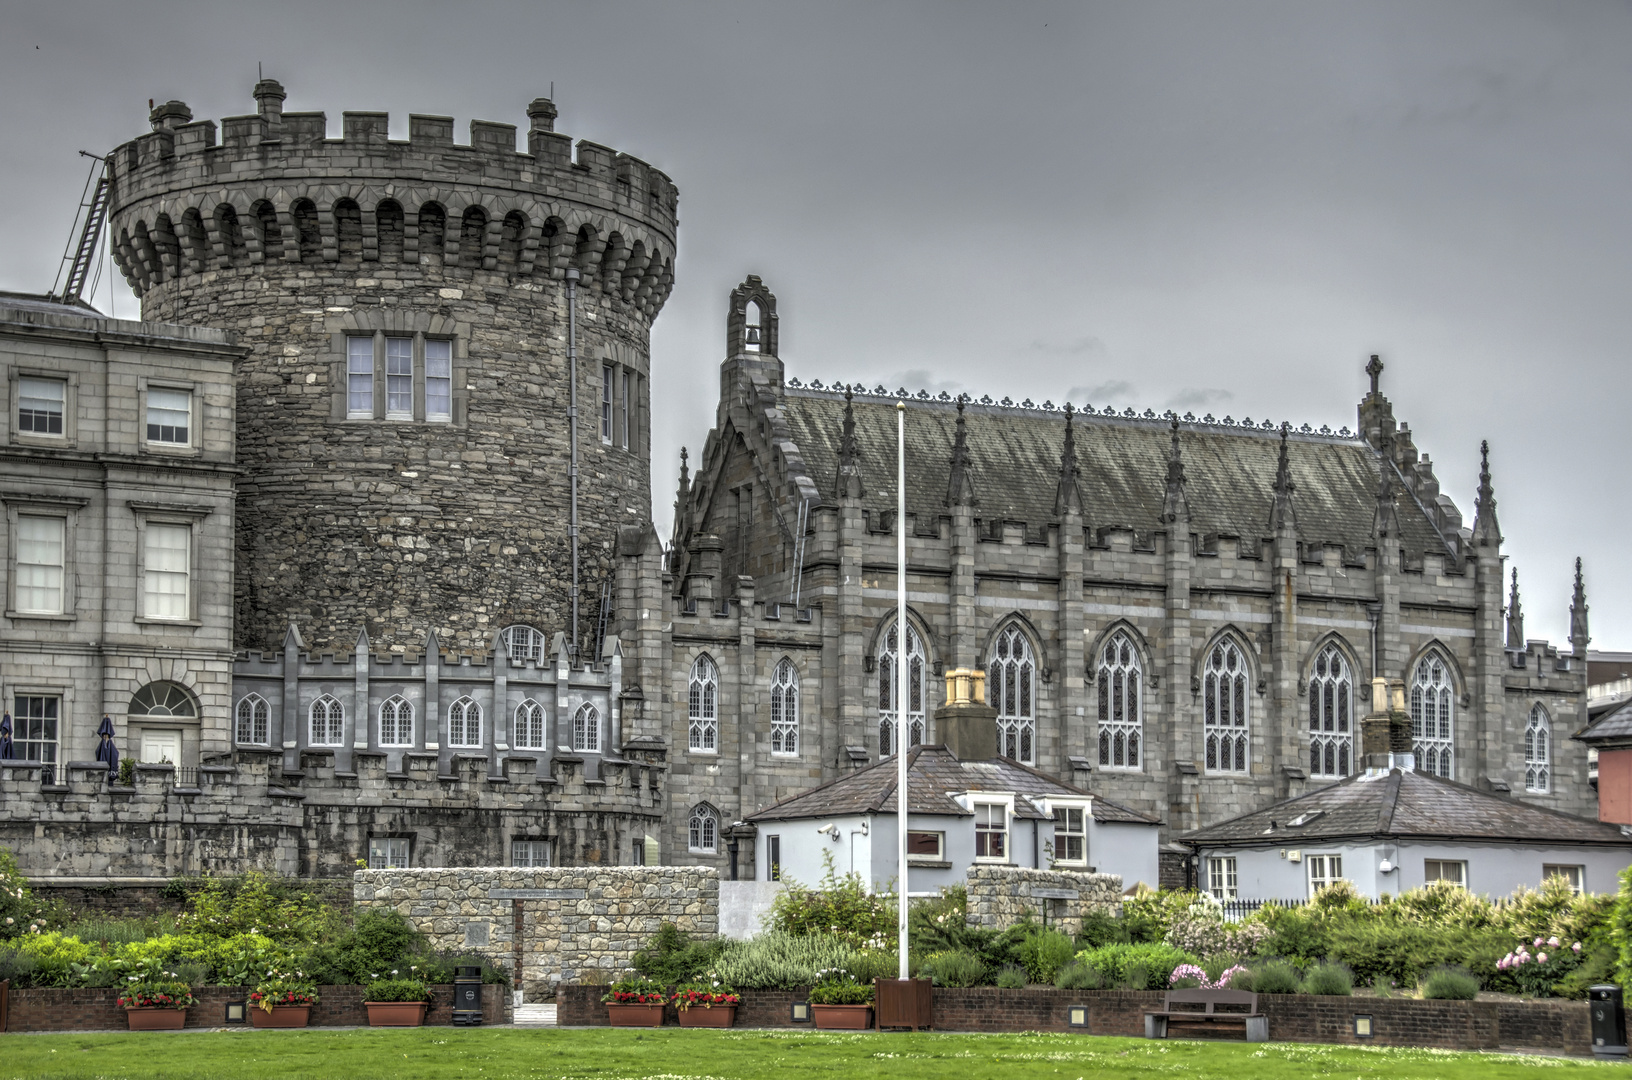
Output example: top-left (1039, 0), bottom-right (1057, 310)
top-left (896, 399), bottom-right (909, 981)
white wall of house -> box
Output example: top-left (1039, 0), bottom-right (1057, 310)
top-left (1090, 820), bottom-right (1161, 890)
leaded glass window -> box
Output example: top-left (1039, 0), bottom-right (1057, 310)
top-left (501, 625), bottom-right (545, 666)
top-left (689, 804), bottom-right (719, 853)
top-left (688, 656), bottom-right (718, 752)
top-left (236, 693), bottom-right (270, 746)
top-left (379, 695), bottom-right (413, 747)
top-left (572, 702), bottom-right (600, 753)
top-left (988, 626), bottom-right (1035, 764)
top-left (1203, 639), bottom-right (1250, 774)
top-left (1097, 631), bottom-right (1142, 770)
top-left (309, 694), bottom-right (344, 747)
top-left (878, 621), bottom-right (926, 757)
top-left (770, 658), bottom-right (799, 756)
top-left (1308, 644), bottom-right (1353, 778)
top-left (448, 696), bottom-right (482, 748)
top-left (1411, 652), bottom-right (1454, 778)
top-left (1526, 704), bottom-right (1550, 793)
top-left (514, 699), bottom-right (546, 750)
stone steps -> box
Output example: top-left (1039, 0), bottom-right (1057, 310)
top-left (513, 1003), bottom-right (557, 1027)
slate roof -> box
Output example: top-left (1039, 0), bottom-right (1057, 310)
top-left (0, 291), bottom-right (103, 318)
top-left (746, 744), bottom-right (1161, 826)
top-left (1577, 699), bottom-right (1632, 746)
top-left (1180, 768), bottom-right (1632, 848)
top-left (779, 387), bottom-right (1450, 558)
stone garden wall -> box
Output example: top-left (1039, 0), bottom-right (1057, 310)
top-left (354, 867), bottom-right (718, 997)
top-left (965, 866), bottom-right (1122, 935)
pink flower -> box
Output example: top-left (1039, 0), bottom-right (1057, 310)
top-left (1573, 942), bottom-right (1583, 953)
top-left (1538, 953), bottom-right (1548, 963)
top-left (1548, 936), bottom-right (1560, 948)
top-left (1534, 937), bottom-right (1544, 947)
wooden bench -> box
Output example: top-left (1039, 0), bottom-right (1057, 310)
top-left (1144, 988), bottom-right (1267, 1042)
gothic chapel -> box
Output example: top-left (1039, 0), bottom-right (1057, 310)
top-left (641, 276), bottom-right (1592, 879)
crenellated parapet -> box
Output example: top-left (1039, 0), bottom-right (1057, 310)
top-left (107, 82), bottom-right (676, 318)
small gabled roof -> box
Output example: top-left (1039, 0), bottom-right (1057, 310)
top-left (746, 745), bottom-right (1161, 826)
top-left (1181, 768), bottom-right (1632, 848)
top-left (1576, 698), bottom-right (1632, 747)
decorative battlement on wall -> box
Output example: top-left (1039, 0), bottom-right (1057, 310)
top-left (106, 79), bottom-right (676, 316)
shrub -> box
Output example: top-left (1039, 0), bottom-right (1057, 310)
top-left (843, 948), bottom-right (899, 984)
top-left (303, 908), bottom-right (422, 986)
top-left (921, 949), bottom-right (987, 988)
top-left (0, 848), bottom-right (62, 940)
top-left (1496, 934), bottom-right (1584, 998)
top-left (1120, 963), bottom-right (1151, 991)
top-left (1075, 942), bottom-right (1196, 990)
top-left (1168, 963), bottom-right (1206, 989)
top-left (1122, 888), bottom-right (1198, 944)
top-left (0, 947), bottom-right (38, 987)
top-left (713, 932), bottom-right (853, 990)
top-left (1301, 962), bottom-right (1354, 996)
top-left (175, 872), bottom-right (335, 944)
top-left (1421, 965), bottom-right (1480, 1000)
top-left (768, 851), bottom-right (896, 947)
top-left (1164, 898), bottom-right (1230, 956)
top-left (1391, 880), bottom-right (1494, 930)
top-left (1076, 908), bottom-right (1129, 949)
top-left (1018, 928), bottom-right (1077, 985)
top-left (1054, 960), bottom-right (1103, 990)
top-left (365, 977), bottom-right (431, 1003)
top-left (994, 964), bottom-right (1028, 989)
top-left (1242, 959), bottom-right (1301, 995)
top-left (631, 923), bottom-right (728, 986)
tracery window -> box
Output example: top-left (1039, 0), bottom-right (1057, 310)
top-left (572, 702), bottom-right (601, 753)
top-left (878, 621), bottom-right (926, 757)
top-left (235, 693), bottom-right (269, 746)
top-left (448, 696), bottom-right (482, 748)
top-left (379, 695), bottom-right (413, 747)
top-left (309, 695), bottom-right (344, 747)
top-left (1097, 631), bottom-right (1142, 770)
top-left (1525, 704), bottom-right (1550, 793)
top-left (1308, 644), bottom-right (1354, 778)
top-left (1411, 652), bottom-right (1455, 779)
top-left (770, 658), bottom-right (799, 756)
top-left (688, 803), bottom-right (719, 853)
top-left (688, 655), bottom-right (718, 752)
top-left (501, 625), bottom-right (546, 666)
top-left (514, 699), bottom-right (547, 751)
top-left (1203, 639), bottom-right (1250, 774)
top-left (988, 626), bottom-right (1036, 764)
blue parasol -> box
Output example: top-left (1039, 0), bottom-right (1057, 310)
top-left (95, 715), bottom-right (119, 776)
top-left (0, 711), bottom-right (13, 760)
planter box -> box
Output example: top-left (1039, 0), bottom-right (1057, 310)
top-left (606, 1003), bottom-right (666, 1027)
top-left (677, 1005), bottom-right (737, 1028)
top-left (125, 1007), bottom-right (188, 1031)
top-left (366, 1001), bottom-right (428, 1027)
top-left (250, 1004), bottom-right (312, 1028)
top-left (813, 1004), bottom-right (873, 1030)
top-left (875, 978), bottom-right (933, 1030)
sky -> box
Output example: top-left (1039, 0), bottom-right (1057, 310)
top-left (2, 1), bottom-right (1628, 648)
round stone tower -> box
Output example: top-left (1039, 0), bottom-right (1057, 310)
top-left (106, 80), bottom-right (676, 653)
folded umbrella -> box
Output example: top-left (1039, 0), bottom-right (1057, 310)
top-left (0, 712), bottom-right (13, 760)
top-left (95, 715), bottom-right (119, 776)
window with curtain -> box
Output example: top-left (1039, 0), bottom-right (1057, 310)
top-left (15, 515), bottom-right (65, 614)
top-left (346, 336), bottom-right (374, 417)
top-left (426, 338), bottom-right (452, 421)
top-left (142, 523), bottom-right (191, 620)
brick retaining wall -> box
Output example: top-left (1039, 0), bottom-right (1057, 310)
top-left (2, 983), bottom-right (509, 1033)
top-left (558, 983), bottom-right (1609, 1053)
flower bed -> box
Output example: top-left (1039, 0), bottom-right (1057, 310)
top-left (3, 983), bottom-right (511, 1031)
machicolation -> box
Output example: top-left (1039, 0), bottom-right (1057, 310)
top-left (106, 80), bottom-right (678, 654)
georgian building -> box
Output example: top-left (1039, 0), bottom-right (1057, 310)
top-left (638, 276), bottom-right (1594, 880)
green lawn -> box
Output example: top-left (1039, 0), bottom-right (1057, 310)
top-left (0, 1027), bottom-right (1618, 1080)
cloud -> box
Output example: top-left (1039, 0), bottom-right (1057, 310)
top-left (1067, 380), bottom-right (1136, 404)
top-left (1163, 387), bottom-right (1235, 410)
top-left (888, 369), bottom-right (966, 396)
top-left (1028, 336), bottom-right (1107, 357)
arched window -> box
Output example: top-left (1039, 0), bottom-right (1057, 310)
top-left (1203, 639), bottom-right (1250, 774)
top-left (448, 696), bottom-right (483, 748)
top-left (878, 620), bottom-right (926, 757)
top-left (235, 693), bottom-right (269, 746)
top-left (379, 696), bottom-right (414, 747)
top-left (309, 695), bottom-right (344, 747)
top-left (501, 625), bottom-right (546, 666)
top-left (1097, 631), bottom-right (1142, 770)
top-left (514, 699), bottom-right (546, 751)
top-left (771, 658), bottom-right (799, 756)
top-left (688, 656), bottom-right (718, 752)
top-left (1411, 652), bottom-right (1454, 778)
top-left (988, 626), bottom-right (1036, 763)
top-left (130, 681), bottom-right (197, 718)
top-left (688, 804), bottom-right (719, 853)
top-left (572, 702), bottom-right (601, 753)
top-left (1308, 644), bottom-right (1354, 779)
top-left (1526, 704), bottom-right (1550, 793)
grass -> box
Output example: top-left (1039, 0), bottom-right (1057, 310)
top-left (0, 1028), bottom-right (1614, 1080)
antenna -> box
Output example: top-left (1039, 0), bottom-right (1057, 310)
top-left (259, 61), bottom-right (263, 81)
top-left (550, 81), bottom-right (554, 99)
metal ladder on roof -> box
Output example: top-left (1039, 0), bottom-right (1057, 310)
top-left (51, 153), bottom-right (111, 305)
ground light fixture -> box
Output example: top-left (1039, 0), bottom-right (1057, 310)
top-left (1067, 1005), bottom-right (1088, 1029)
top-left (1353, 1014), bottom-right (1374, 1038)
top-left (790, 1001), bottom-right (811, 1023)
top-left (224, 1000), bottom-right (247, 1024)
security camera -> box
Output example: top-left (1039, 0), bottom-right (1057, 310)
top-left (816, 823), bottom-right (835, 835)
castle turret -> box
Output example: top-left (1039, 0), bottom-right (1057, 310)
top-left (105, 79), bottom-right (678, 652)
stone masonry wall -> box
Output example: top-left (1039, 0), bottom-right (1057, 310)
top-left (966, 861), bottom-right (1122, 939)
top-left (354, 866), bottom-right (717, 998)
top-left (965, 865), bottom-right (1122, 935)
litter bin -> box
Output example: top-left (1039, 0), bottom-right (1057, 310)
top-left (453, 966), bottom-right (484, 1026)
top-left (1590, 985), bottom-right (1626, 1056)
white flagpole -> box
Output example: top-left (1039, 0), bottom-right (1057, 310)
top-left (896, 399), bottom-right (909, 981)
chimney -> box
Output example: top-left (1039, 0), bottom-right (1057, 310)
top-left (684, 534), bottom-right (723, 603)
top-left (1360, 676), bottom-right (1414, 774)
top-left (253, 79), bottom-right (287, 128)
top-left (149, 100), bottom-right (192, 132)
top-left (935, 667), bottom-right (998, 761)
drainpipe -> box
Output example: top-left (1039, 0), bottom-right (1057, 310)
top-left (566, 267), bottom-right (581, 661)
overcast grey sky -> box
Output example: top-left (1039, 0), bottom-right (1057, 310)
top-left (3, 1), bottom-right (1628, 647)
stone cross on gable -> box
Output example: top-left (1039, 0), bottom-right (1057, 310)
top-left (1366, 354), bottom-right (1384, 395)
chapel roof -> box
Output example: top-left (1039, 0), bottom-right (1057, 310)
top-left (1179, 767), bottom-right (1632, 848)
top-left (746, 744), bottom-right (1161, 826)
top-left (776, 385), bottom-right (1451, 558)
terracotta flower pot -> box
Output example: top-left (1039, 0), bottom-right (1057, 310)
top-left (812, 1004), bottom-right (873, 1030)
top-left (366, 1001), bottom-right (428, 1027)
top-left (676, 1004), bottom-right (737, 1028)
top-left (125, 1007), bottom-right (188, 1031)
top-left (606, 1002), bottom-right (666, 1027)
top-left (250, 1004), bottom-right (312, 1028)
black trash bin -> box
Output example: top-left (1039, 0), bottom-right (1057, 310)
top-left (453, 966), bottom-right (484, 1026)
top-left (1590, 985), bottom-right (1626, 1056)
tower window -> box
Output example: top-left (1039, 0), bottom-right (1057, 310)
top-left (385, 337), bottom-right (413, 418)
top-left (346, 337), bottom-right (374, 418)
top-left (426, 339), bottom-right (452, 421)
top-left (601, 364), bottom-right (614, 444)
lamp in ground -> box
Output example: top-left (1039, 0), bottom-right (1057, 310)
top-left (1353, 1014), bottom-right (1373, 1038)
top-left (224, 1000), bottom-right (247, 1024)
top-left (790, 1001), bottom-right (811, 1023)
top-left (1067, 1005), bottom-right (1088, 1029)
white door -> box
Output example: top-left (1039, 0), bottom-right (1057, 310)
top-left (141, 729), bottom-right (181, 765)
